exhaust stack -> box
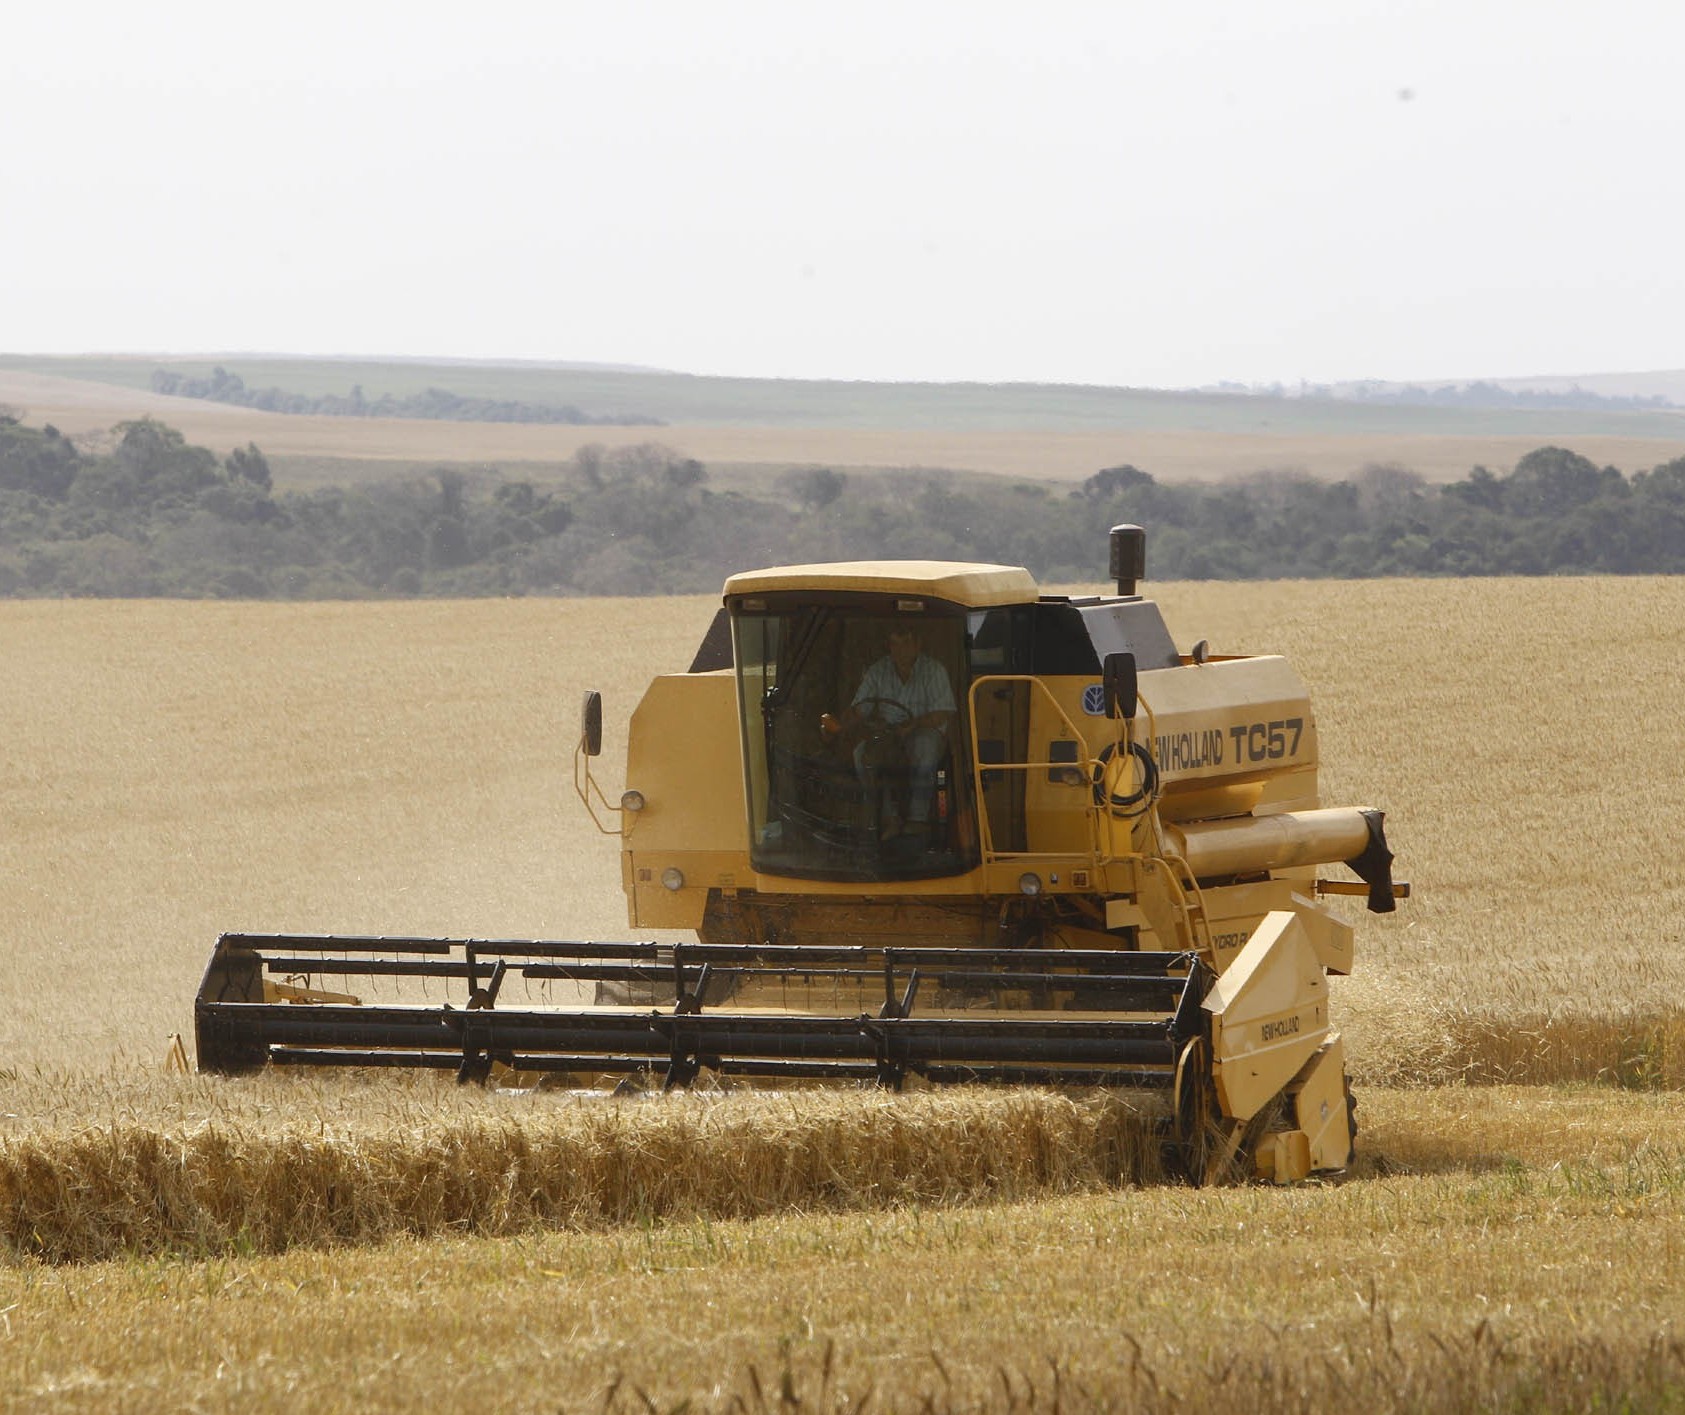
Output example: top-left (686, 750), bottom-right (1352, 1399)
top-left (1110, 523), bottom-right (1146, 596)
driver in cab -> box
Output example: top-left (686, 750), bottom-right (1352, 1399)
top-left (820, 626), bottom-right (955, 841)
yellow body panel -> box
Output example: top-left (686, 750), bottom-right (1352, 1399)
top-left (1202, 910), bottom-right (1332, 1122)
top-left (1201, 886), bottom-right (1352, 978)
top-left (1197, 879), bottom-right (1306, 966)
top-left (1253, 1035), bottom-right (1353, 1182)
top-left (1023, 684), bottom-right (1104, 855)
top-left (1140, 656), bottom-right (1320, 819)
top-left (622, 673), bottom-right (751, 929)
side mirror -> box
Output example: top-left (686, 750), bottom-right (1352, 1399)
top-left (1102, 652), bottom-right (1137, 720)
top-left (580, 690), bottom-right (603, 757)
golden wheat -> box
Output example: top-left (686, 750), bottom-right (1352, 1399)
top-left (0, 1088), bottom-right (1166, 1264)
top-left (0, 597), bottom-right (709, 1071)
top-left (6, 578), bottom-right (1684, 1088)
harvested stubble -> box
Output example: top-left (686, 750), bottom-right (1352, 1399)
top-left (590, 1329), bottom-right (1685, 1415)
top-left (5, 1088), bottom-right (1685, 1412)
top-left (0, 1089), bottom-right (1162, 1263)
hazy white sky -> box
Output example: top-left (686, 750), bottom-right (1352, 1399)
top-left (4, 1), bottom-right (1682, 388)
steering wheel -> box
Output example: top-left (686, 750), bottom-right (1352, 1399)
top-left (853, 696), bottom-right (913, 739)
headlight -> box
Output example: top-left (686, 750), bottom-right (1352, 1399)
top-left (620, 789), bottom-right (646, 812)
top-left (1018, 872), bottom-right (1043, 896)
top-left (661, 867), bottom-right (685, 892)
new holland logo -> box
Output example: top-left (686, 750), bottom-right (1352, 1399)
top-left (1081, 683), bottom-right (1107, 715)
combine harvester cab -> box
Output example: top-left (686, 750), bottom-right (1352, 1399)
top-left (196, 525), bottom-right (1403, 1183)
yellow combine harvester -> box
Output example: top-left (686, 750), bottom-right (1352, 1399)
top-left (196, 525), bottom-right (1403, 1183)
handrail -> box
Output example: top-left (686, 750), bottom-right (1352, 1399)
top-left (572, 739), bottom-right (627, 837)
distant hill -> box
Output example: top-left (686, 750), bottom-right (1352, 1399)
top-left (147, 364), bottom-right (663, 426)
top-left (4, 352), bottom-right (1685, 441)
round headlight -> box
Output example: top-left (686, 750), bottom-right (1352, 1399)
top-left (620, 789), bottom-right (646, 812)
top-left (661, 867), bottom-right (685, 892)
top-left (1018, 872), bottom-right (1043, 896)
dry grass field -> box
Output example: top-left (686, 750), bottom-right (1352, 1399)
top-left (5, 577), bottom-right (1685, 1409)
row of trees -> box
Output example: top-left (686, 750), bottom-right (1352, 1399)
top-left (149, 367), bottom-right (661, 426)
top-left (0, 417), bottom-right (751, 596)
top-left (1064, 446), bottom-right (1685, 579)
top-left (1207, 379), bottom-right (1677, 412)
top-left (2, 414), bottom-right (1683, 597)
top-left (1338, 381), bottom-right (1676, 410)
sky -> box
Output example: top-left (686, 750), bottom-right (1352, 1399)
top-left (3, 0), bottom-right (1682, 389)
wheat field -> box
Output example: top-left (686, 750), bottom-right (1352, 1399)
top-left (5, 578), bottom-right (1682, 1083)
top-left (5, 579), bottom-right (1685, 1409)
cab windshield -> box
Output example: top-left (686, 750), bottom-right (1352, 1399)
top-left (733, 600), bottom-right (978, 881)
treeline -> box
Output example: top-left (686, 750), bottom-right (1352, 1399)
top-left (1, 415), bottom-right (1683, 597)
top-left (1071, 448), bottom-right (1685, 577)
top-left (149, 366), bottom-right (661, 426)
top-left (1331, 380), bottom-right (1676, 412)
top-left (1209, 379), bottom-right (1676, 412)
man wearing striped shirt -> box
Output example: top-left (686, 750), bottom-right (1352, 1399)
top-left (822, 625), bottom-right (956, 839)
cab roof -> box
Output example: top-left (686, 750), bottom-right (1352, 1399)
top-left (723, 560), bottom-right (1039, 608)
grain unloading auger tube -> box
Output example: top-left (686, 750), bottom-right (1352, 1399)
top-left (196, 524), bottom-right (1406, 1184)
